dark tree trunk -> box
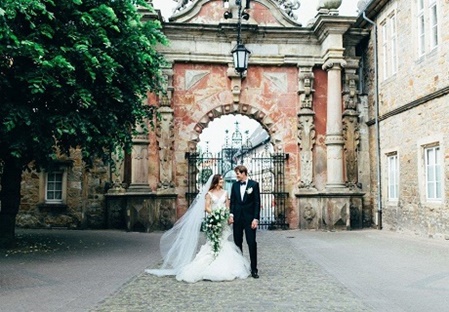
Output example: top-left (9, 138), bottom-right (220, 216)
top-left (0, 159), bottom-right (23, 249)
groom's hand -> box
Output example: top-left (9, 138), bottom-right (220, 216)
top-left (228, 215), bottom-right (234, 224)
top-left (251, 219), bottom-right (258, 229)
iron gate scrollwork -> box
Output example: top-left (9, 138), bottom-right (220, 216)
top-left (185, 149), bottom-right (288, 230)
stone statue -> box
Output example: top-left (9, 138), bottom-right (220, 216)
top-left (284, 0), bottom-right (300, 20)
top-left (173, 0), bottom-right (190, 13)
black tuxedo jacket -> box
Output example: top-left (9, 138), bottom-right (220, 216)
top-left (230, 179), bottom-right (261, 224)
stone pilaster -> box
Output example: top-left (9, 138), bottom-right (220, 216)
top-left (127, 123), bottom-right (151, 192)
top-left (297, 67), bottom-right (316, 191)
top-left (157, 69), bottom-right (175, 192)
top-left (156, 105), bottom-right (175, 191)
top-left (342, 62), bottom-right (361, 189)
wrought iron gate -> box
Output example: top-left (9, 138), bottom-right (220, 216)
top-left (185, 148), bottom-right (288, 230)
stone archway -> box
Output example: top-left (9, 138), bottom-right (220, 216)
top-left (188, 103), bottom-right (283, 153)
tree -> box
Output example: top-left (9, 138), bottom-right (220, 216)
top-left (0, 0), bottom-right (168, 247)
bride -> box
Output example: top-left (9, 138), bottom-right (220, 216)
top-left (146, 174), bottom-right (250, 283)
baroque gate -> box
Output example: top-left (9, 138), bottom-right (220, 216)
top-left (106, 0), bottom-right (369, 233)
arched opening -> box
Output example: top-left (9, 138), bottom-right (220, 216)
top-left (185, 113), bottom-right (287, 229)
top-left (197, 114), bottom-right (270, 193)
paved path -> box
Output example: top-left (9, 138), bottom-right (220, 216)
top-left (1, 229), bottom-right (449, 311)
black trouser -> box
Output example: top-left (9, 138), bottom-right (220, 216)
top-left (233, 219), bottom-right (257, 273)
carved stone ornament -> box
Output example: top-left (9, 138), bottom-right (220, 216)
top-left (173, 0), bottom-right (194, 13)
top-left (156, 106), bottom-right (175, 190)
top-left (273, 0), bottom-right (301, 20)
top-left (342, 116), bottom-right (360, 188)
top-left (298, 115), bottom-right (316, 189)
top-left (303, 203), bottom-right (316, 222)
top-left (343, 69), bottom-right (359, 111)
top-left (298, 70), bottom-right (315, 110)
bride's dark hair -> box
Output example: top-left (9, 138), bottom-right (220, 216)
top-left (208, 174), bottom-right (222, 191)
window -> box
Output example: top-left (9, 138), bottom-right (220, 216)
top-left (429, 0), bottom-right (438, 49)
top-left (416, 0), bottom-right (439, 56)
top-left (417, 0), bottom-right (425, 55)
top-left (46, 171), bottom-right (63, 203)
top-left (380, 11), bottom-right (398, 80)
top-left (387, 154), bottom-right (399, 200)
top-left (425, 146), bottom-right (441, 200)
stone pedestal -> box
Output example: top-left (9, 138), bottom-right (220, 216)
top-left (296, 192), bottom-right (364, 230)
top-left (105, 193), bottom-right (177, 232)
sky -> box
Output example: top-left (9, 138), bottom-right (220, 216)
top-left (152, 0), bottom-right (360, 24)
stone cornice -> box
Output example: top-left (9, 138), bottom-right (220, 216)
top-left (312, 15), bottom-right (357, 44)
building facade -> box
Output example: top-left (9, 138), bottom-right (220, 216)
top-left (357, 0), bottom-right (449, 238)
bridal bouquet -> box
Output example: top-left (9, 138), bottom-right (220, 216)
top-left (204, 207), bottom-right (229, 256)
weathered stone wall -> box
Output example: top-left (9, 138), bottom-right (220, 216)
top-left (17, 149), bottom-right (110, 229)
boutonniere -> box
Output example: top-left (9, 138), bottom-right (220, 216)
top-left (246, 187), bottom-right (253, 194)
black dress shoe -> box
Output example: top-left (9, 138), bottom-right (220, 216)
top-left (251, 272), bottom-right (259, 279)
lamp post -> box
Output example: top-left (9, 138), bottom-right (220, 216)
top-left (224, 0), bottom-right (251, 77)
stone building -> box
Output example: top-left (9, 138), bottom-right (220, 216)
top-left (12, 0), bottom-right (448, 239)
top-left (357, 0), bottom-right (449, 239)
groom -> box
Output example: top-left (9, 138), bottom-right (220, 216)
top-left (229, 165), bottom-right (261, 278)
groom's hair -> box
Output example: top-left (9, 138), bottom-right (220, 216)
top-left (234, 165), bottom-right (248, 175)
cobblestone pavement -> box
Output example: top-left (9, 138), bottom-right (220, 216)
top-left (91, 230), bottom-right (373, 312)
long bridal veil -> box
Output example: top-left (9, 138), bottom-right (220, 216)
top-left (145, 175), bottom-right (213, 276)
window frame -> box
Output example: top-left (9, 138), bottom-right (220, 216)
top-left (424, 145), bottom-right (442, 201)
top-left (428, 0), bottom-right (439, 50)
top-left (387, 153), bottom-right (399, 201)
top-left (380, 9), bottom-right (398, 80)
top-left (45, 170), bottom-right (64, 203)
top-left (40, 164), bottom-right (69, 205)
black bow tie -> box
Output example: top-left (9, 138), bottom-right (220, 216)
top-left (239, 181), bottom-right (246, 185)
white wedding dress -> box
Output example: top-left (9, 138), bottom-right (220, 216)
top-left (176, 191), bottom-right (250, 283)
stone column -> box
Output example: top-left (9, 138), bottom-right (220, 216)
top-left (323, 60), bottom-right (346, 190)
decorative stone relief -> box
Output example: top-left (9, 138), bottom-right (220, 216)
top-left (298, 115), bottom-right (316, 190)
top-left (185, 70), bottom-right (210, 90)
top-left (303, 203), bottom-right (316, 222)
top-left (298, 68), bottom-right (315, 110)
top-left (343, 116), bottom-right (360, 189)
top-left (343, 68), bottom-right (359, 111)
top-left (324, 199), bottom-right (348, 229)
top-left (108, 153), bottom-right (126, 193)
top-left (161, 67), bottom-right (174, 107)
top-left (156, 106), bottom-right (175, 190)
top-left (264, 72), bottom-right (288, 93)
top-left (343, 65), bottom-right (360, 189)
